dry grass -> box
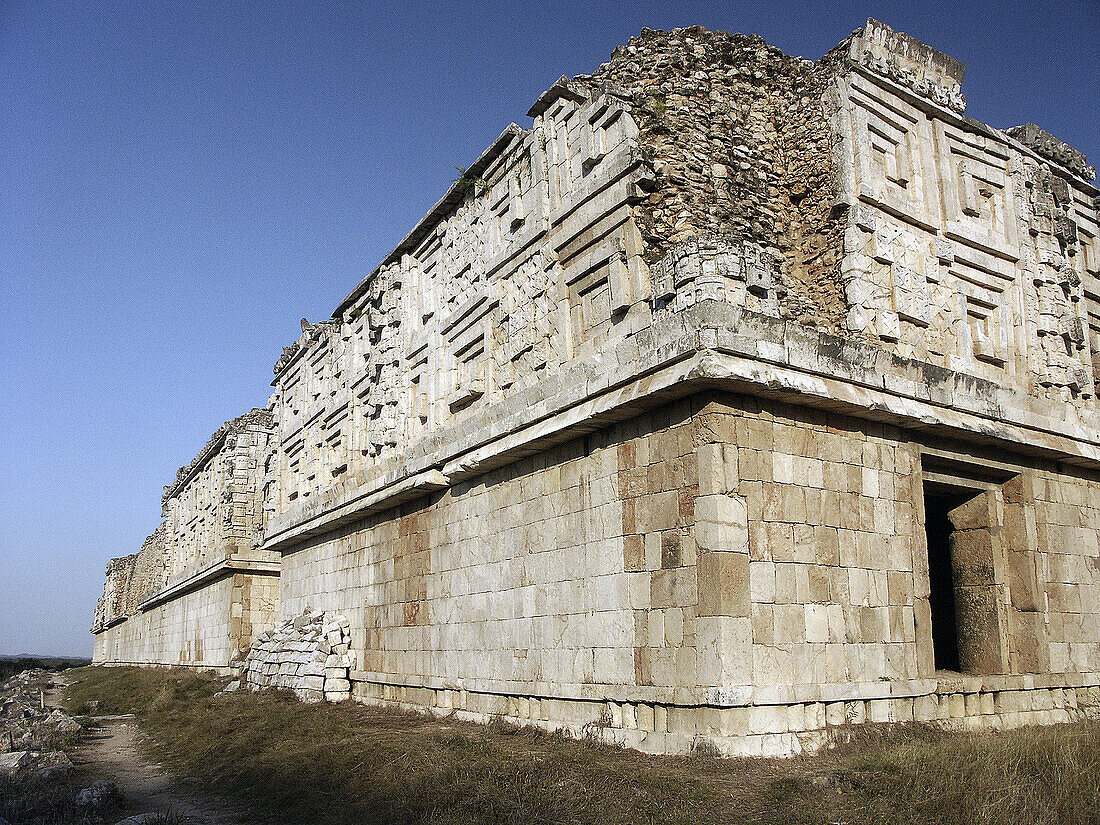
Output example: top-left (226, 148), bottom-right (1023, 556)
top-left (64, 666), bottom-right (1100, 825)
top-left (0, 773), bottom-right (124, 825)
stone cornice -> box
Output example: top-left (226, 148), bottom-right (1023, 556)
top-left (262, 302), bottom-right (1100, 555)
top-left (526, 76), bottom-right (587, 118)
top-left (136, 556), bottom-right (280, 612)
top-left (262, 470), bottom-right (450, 555)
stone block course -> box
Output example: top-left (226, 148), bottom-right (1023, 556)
top-left (93, 17), bottom-right (1100, 756)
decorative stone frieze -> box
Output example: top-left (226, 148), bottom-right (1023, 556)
top-left (95, 19), bottom-right (1100, 756)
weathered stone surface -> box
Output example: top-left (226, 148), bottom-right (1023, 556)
top-left (1006, 123), bottom-right (1095, 180)
top-left (0, 751), bottom-right (30, 774)
top-left (241, 608), bottom-right (353, 702)
top-left (92, 410), bottom-right (279, 668)
top-left (92, 18), bottom-right (1100, 757)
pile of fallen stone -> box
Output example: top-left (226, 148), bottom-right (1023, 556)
top-left (238, 608), bottom-right (355, 702)
top-left (0, 667), bottom-right (126, 824)
top-left (0, 669), bottom-right (80, 782)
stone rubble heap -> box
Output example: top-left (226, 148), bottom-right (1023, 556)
top-left (240, 609), bottom-right (355, 702)
top-left (0, 669), bottom-right (80, 781)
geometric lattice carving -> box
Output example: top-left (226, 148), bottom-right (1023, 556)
top-left (869, 121), bottom-right (910, 191)
top-left (844, 213), bottom-right (934, 340)
top-left (849, 92), bottom-right (922, 225)
top-left (892, 262), bottom-right (931, 327)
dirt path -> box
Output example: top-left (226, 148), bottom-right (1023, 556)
top-left (49, 674), bottom-right (260, 824)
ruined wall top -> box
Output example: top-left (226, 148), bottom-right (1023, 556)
top-left (255, 20), bottom-right (1100, 547)
top-left (827, 18), bottom-right (966, 113)
top-left (163, 407), bottom-right (274, 506)
top-left (1006, 123), bottom-right (1095, 181)
top-left (91, 553), bottom-right (137, 632)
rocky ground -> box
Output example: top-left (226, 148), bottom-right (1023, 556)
top-left (0, 668), bottom-right (123, 824)
top-left (67, 713), bottom-right (255, 825)
top-left (0, 667), bottom-right (255, 825)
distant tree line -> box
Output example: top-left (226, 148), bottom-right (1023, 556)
top-left (0, 656), bottom-right (90, 683)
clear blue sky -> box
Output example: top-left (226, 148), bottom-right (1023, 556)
top-left (1, 0), bottom-right (1096, 658)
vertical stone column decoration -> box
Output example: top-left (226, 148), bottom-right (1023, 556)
top-left (1078, 193), bottom-right (1100, 384)
top-left (394, 253), bottom-right (423, 443)
top-left (1001, 473), bottom-right (1049, 673)
top-left (355, 267), bottom-right (404, 458)
top-left (947, 491), bottom-right (1010, 674)
top-left (495, 250), bottom-right (554, 389)
top-left (840, 206), bottom-right (888, 336)
top-left (1021, 161), bottom-right (1094, 398)
top-left (404, 347), bottom-right (430, 443)
top-left (224, 418), bottom-right (272, 557)
top-left (693, 441), bottom-right (752, 699)
top-left (1087, 279), bottom-right (1100, 386)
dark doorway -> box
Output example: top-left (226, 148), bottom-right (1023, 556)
top-left (923, 488), bottom-right (969, 672)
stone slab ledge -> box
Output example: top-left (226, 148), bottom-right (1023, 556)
top-left (346, 668), bottom-right (1100, 709)
top-left (263, 300), bottom-right (1100, 555)
top-left (137, 557), bottom-right (280, 612)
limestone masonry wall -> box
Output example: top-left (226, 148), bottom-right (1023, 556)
top-left (93, 575), bottom-right (254, 668)
top-left (93, 410), bottom-right (278, 669)
top-left (94, 19), bottom-right (1100, 755)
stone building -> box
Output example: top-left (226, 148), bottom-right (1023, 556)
top-left (93, 20), bottom-right (1100, 755)
top-left (92, 409), bottom-right (278, 668)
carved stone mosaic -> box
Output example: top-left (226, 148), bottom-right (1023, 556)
top-left (94, 19), bottom-right (1100, 758)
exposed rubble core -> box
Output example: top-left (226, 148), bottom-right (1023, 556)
top-left (583, 26), bottom-right (848, 330)
top-left (93, 20), bottom-right (1100, 756)
top-left (92, 525), bottom-right (170, 632)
